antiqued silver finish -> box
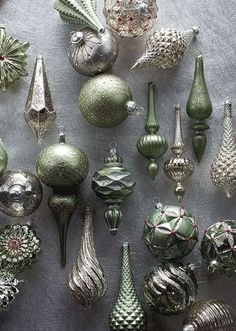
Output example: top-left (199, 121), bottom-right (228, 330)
top-left (0, 271), bottom-right (21, 311)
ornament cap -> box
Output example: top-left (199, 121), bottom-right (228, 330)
top-left (105, 148), bottom-right (123, 166)
top-left (70, 31), bottom-right (84, 45)
top-left (58, 126), bottom-right (66, 143)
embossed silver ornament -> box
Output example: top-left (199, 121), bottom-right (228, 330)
top-left (0, 271), bottom-right (21, 311)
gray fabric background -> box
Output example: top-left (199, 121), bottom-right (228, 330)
top-left (1, 0), bottom-right (236, 330)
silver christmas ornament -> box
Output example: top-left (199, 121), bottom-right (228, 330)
top-left (69, 207), bottom-right (107, 308)
top-left (0, 271), bottom-right (21, 311)
top-left (210, 100), bottom-right (236, 198)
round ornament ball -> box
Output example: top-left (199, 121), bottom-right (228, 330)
top-left (143, 203), bottom-right (198, 260)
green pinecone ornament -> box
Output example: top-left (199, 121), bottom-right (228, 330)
top-left (109, 242), bottom-right (147, 330)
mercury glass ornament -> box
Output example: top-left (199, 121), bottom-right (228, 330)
top-left (92, 147), bottom-right (135, 235)
top-left (164, 105), bottom-right (194, 202)
top-left (24, 56), bottom-right (56, 144)
top-left (69, 207), bottom-right (107, 308)
top-left (143, 202), bottom-right (198, 260)
top-left (0, 270), bottom-right (21, 311)
top-left (0, 25), bottom-right (29, 91)
top-left (143, 262), bottom-right (197, 315)
top-left (36, 127), bottom-right (89, 266)
top-left (69, 28), bottom-right (119, 76)
top-left (201, 219), bottom-right (236, 275)
top-left (186, 54), bottom-right (212, 162)
top-left (0, 140), bottom-right (8, 176)
top-left (183, 300), bottom-right (236, 331)
top-left (103, 0), bottom-right (158, 38)
top-left (79, 74), bottom-right (139, 128)
top-left (109, 242), bottom-right (147, 331)
top-left (137, 82), bottom-right (168, 179)
top-left (210, 100), bottom-right (236, 198)
top-left (131, 27), bottom-right (199, 70)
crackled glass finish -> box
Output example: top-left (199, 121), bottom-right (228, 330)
top-left (0, 271), bottom-right (21, 311)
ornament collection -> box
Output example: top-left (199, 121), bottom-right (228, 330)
top-left (1, 0), bottom-right (236, 330)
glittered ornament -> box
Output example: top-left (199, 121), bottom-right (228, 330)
top-left (143, 202), bottom-right (198, 260)
top-left (210, 100), bottom-right (236, 198)
top-left (69, 207), bottom-right (107, 308)
top-left (109, 242), bottom-right (147, 331)
top-left (103, 0), bottom-right (158, 38)
top-left (92, 147), bottom-right (135, 235)
top-left (131, 27), bottom-right (199, 70)
top-left (143, 262), bottom-right (197, 315)
top-left (24, 56), bottom-right (56, 144)
top-left (186, 54), bottom-right (212, 162)
top-left (164, 105), bottom-right (194, 202)
top-left (137, 82), bottom-right (168, 179)
top-left (183, 300), bottom-right (236, 331)
top-left (0, 271), bottom-right (21, 311)
top-left (200, 219), bottom-right (236, 275)
top-left (79, 74), bottom-right (139, 128)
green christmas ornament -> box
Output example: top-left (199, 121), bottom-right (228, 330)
top-left (186, 54), bottom-right (212, 162)
top-left (137, 82), bottom-right (168, 179)
top-left (92, 147), bottom-right (135, 235)
top-left (143, 202), bottom-right (198, 260)
top-left (0, 25), bottom-right (29, 92)
top-left (36, 127), bottom-right (89, 266)
top-left (109, 242), bottom-right (147, 331)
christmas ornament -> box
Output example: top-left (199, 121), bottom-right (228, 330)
top-left (0, 140), bottom-right (8, 176)
top-left (143, 202), bottom-right (198, 260)
top-left (200, 219), bottom-right (236, 275)
top-left (186, 54), bottom-right (212, 162)
top-left (143, 262), bottom-right (197, 315)
top-left (131, 27), bottom-right (199, 70)
top-left (92, 147), bottom-right (135, 235)
top-left (0, 25), bottom-right (29, 91)
top-left (69, 28), bottom-right (119, 76)
top-left (79, 74), bottom-right (139, 128)
top-left (0, 270), bottom-right (21, 311)
top-left (164, 105), bottom-right (194, 202)
top-left (36, 127), bottom-right (89, 266)
top-left (210, 100), bottom-right (236, 198)
top-left (54, 0), bottom-right (104, 33)
top-left (109, 242), bottom-right (147, 330)
top-left (183, 300), bottom-right (236, 330)
top-left (103, 0), bottom-right (158, 38)
top-left (24, 55), bottom-right (56, 144)
top-left (0, 171), bottom-right (43, 218)
top-left (69, 207), bottom-right (107, 308)
top-left (137, 82), bottom-right (168, 179)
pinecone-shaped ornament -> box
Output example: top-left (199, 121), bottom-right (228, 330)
top-left (109, 242), bottom-right (147, 330)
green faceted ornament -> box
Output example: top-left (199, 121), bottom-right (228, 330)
top-left (109, 242), bottom-right (147, 331)
top-left (92, 148), bottom-right (135, 235)
top-left (0, 25), bottom-right (29, 92)
top-left (186, 54), bottom-right (212, 162)
top-left (137, 82), bottom-right (168, 179)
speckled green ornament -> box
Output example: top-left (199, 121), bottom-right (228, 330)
top-left (143, 202), bottom-right (198, 260)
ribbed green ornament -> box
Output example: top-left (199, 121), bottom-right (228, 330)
top-left (109, 242), bottom-right (147, 331)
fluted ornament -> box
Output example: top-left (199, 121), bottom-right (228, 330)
top-left (24, 56), bottom-right (56, 144)
top-left (0, 271), bottom-right (21, 311)
top-left (131, 27), bottom-right (199, 70)
top-left (164, 105), bottom-right (194, 202)
top-left (69, 207), bottom-right (107, 308)
top-left (210, 100), bottom-right (236, 198)
top-left (183, 300), bottom-right (236, 331)
top-left (109, 242), bottom-right (147, 331)
top-left (0, 25), bottom-right (29, 91)
top-left (143, 263), bottom-right (197, 315)
top-left (186, 54), bottom-right (212, 162)
top-left (92, 148), bottom-right (135, 235)
top-left (137, 82), bottom-right (168, 179)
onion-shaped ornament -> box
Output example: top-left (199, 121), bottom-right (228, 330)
top-left (109, 242), bottom-right (147, 331)
top-left (131, 27), bottom-right (199, 70)
top-left (103, 0), bottom-right (158, 38)
top-left (0, 25), bottom-right (29, 91)
top-left (36, 127), bottom-right (89, 266)
top-left (0, 270), bottom-right (21, 311)
top-left (143, 202), bottom-right (198, 260)
top-left (69, 28), bottom-right (119, 76)
top-left (143, 262), bottom-right (197, 315)
top-left (92, 147), bottom-right (135, 235)
top-left (164, 105), bottom-right (194, 202)
top-left (79, 74), bottom-right (140, 128)
top-left (137, 82), bottom-right (168, 179)
top-left (69, 207), bottom-right (107, 308)
top-left (183, 300), bottom-right (236, 331)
